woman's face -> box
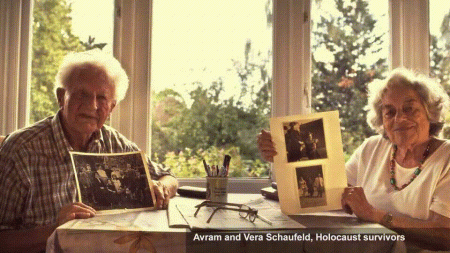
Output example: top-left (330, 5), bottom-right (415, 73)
top-left (381, 86), bottom-right (430, 148)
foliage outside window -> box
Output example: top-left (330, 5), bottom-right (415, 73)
top-left (29, 0), bottom-right (450, 178)
top-left (430, 0), bottom-right (450, 138)
top-left (311, 0), bottom-right (388, 160)
top-left (310, 0), bottom-right (450, 161)
top-left (150, 0), bottom-right (273, 178)
top-left (30, 0), bottom-right (110, 124)
top-left (31, 0), bottom-right (83, 123)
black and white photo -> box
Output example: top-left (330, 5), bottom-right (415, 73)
top-left (70, 151), bottom-right (156, 212)
top-left (296, 165), bottom-right (327, 208)
top-left (283, 118), bottom-right (327, 163)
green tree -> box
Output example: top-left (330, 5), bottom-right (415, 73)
top-left (430, 8), bottom-right (450, 138)
top-left (430, 10), bottom-right (450, 91)
top-left (31, 0), bottom-right (84, 123)
top-left (161, 80), bottom-right (265, 159)
top-left (80, 36), bottom-right (108, 50)
top-left (150, 1), bottom-right (273, 177)
top-left (31, 0), bottom-right (108, 123)
top-left (311, 0), bottom-right (388, 156)
top-left (151, 89), bottom-right (186, 162)
top-left (163, 146), bottom-right (250, 178)
top-left (151, 41), bottom-right (272, 177)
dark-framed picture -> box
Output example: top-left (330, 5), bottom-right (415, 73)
top-left (270, 111), bottom-right (347, 214)
top-left (70, 151), bottom-right (156, 213)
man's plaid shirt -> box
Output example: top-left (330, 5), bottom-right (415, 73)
top-left (0, 111), bottom-right (173, 229)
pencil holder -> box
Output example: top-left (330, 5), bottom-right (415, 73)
top-left (206, 177), bottom-right (228, 202)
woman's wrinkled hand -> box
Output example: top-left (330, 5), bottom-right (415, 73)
top-left (341, 186), bottom-right (377, 222)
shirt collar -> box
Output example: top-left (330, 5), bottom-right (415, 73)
top-left (86, 127), bottom-right (104, 152)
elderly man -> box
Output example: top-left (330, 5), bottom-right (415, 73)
top-left (0, 50), bottom-right (178, 252)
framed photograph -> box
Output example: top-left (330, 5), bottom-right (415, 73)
top-left (70, 151), bottom-right (156, 213)
top-left (270, 111), bottom-right (347, 214)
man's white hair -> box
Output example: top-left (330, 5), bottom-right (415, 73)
top-left (54, 49), bottom-right (129, 102)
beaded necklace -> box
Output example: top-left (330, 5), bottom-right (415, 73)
top-left (389, 142), bottom-right (431, 190)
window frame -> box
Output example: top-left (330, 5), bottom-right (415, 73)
top-left (0, 0), bottom-right (428, 193)
top-left (0, 0), bottom-right (430, 193)
top-left (0, 0), bottom-right (32, 135)
top-left (110, 0), bottom-right (430, 193)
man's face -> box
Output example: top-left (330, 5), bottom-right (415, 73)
top-left (58, 78), bottom-right (116, 137)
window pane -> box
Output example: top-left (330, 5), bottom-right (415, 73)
top-left (430, 1), bottom-right (450, 135)
top-left (311, 0), bottom-right (389, 159)
top-left (151, 0), bottom-right (273, 178)
top-left (30, 0), bottom-right (114, 123)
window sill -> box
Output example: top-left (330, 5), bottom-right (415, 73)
top-left (178, 177), bottom-right (272, 194)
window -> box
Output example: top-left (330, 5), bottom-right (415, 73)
top-left (429, 2), bottom-right (450, 96)
top-left (30, 0), bottom-right (114, 123)
top-left (429, 0), bottom-right (450, 138)
top-left (3, 0), bottom-right (438, 192)
top-left (150, 0), bottom-right (272, 178)
top-left (310, 0), bottom-right (389, 159)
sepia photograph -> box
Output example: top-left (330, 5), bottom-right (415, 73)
top-left (296, 165), bottom-right (327, 208)
top-left (283, 118), bottom-right (327, 163)
top-left (70, 151), bottom-right (156, 212)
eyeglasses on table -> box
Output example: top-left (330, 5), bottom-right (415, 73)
top-left (194, 200), bottom-right (272, 225)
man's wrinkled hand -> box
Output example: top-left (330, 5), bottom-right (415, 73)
top-left (57, 202), bottom-right (96, 226)
top-left (153, 180), bottom-right (170, 209)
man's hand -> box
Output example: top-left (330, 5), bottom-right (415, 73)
top-left (57, 202), bottom-right (96, 226)
top-left (152, 175), bottom-right (178, 209)
top-left (153, 180), bottom-right (170, 209)
top-left (257, 129), bottom-right (277, 162)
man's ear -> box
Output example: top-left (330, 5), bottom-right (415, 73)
top-left (56, 88), bottom-right (66, 107)
top-left (109, 100), bottom-right (117, 113)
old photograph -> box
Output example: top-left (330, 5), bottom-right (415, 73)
top-left (283, 118), bottom-right (327, 163)
top-left (70, 151), bottom-right (156, 212)
top-left (296, 165), bottom-right (327, 208)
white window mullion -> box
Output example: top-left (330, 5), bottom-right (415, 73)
top-left (273, 0), bottom-right (311, 117)
top-left (112, 0), bottom-right (152, 153)
top-left (0, 0), bottom-right (32, 135)
top-left (390, 0), bottom-right (429, 73)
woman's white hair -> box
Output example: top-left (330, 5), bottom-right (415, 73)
top-left (367, 68), bottom-right (450, 136)
top-left (54, 49), bottom-right (129, 102)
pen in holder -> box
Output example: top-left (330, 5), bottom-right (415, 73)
top-left (203, 155), bottom-right (231, 202)
top-left (206, 176), bottom-right (228, 202)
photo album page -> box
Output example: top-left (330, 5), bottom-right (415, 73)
top-left (270, 111), bottom-right (347, 215)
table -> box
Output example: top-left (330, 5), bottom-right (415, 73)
top-left (46, 194), bottom-right (406, 253)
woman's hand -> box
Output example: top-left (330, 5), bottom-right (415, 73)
top-left (57, 202), bottom-right (96, 226)
top-left (257, 129), bottom-right (277, 162)
top-left (341, 186), bottom-right (380, 223)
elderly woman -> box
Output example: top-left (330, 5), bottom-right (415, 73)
top-left (258, 68), bottom-right (450, 250)
top-left (0, 50), bottom-right (178, 252)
